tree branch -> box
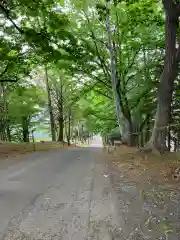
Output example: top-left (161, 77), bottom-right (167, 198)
top-left (0, 79), bottom-right (18, 82)
top-left (88, 72), bottom-right (111, 89)
top-left (123, 48), bottom-right (140, 79)
top-left (0, 64), bottom-right (9, 78)
top-left (0, 3), bottom-right (64, 52)
top-left (130, 89), bottom-right (150, 110)
top-left (85, 111), bottom-right (115, 121)
top-left (139, 113), bottom-right (151, 131)
top-left (93, 89), bottom-right (113, 99)
top-left (87, 34), bottom-right (107, 47)
top-left (125, 74), bottom-right (136, 85)
top-left (80, 67), bottom-right (111, 89)
top-left (90, 34), bottom-right (110, 79)
top-left (84, 13), bottom-right (111, 80)
top-left (70, 82), bottom-right (98, 106)
top-left (0, 4), bottom-right (24, 34)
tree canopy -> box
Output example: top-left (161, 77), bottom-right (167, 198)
top-left (0, 0), bottom-right (180, 152)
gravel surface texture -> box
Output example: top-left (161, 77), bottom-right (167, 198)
top-left (1, 147), bottom-right (179, 240)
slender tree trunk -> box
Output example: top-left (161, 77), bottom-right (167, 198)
top-left (77, 122), bottom-right (80, 142)
top-left (44, 65), bottom-right (56, 141)
top-left (105, 12), bottom-right (130, 144)
top-left (22, 116), bottom-right (29, 142)
top-left (58, 116), bottom-right (64, 142)
top-left (3, 85), bottom-right (11, 142)
top-left (129, 121), bottom-right (138, 146)
top-left (177, 132), bottom-right (180, 151)
top-left (145, 1), bottom-right (180, 152)
top-left (145, 116), bottom-right (150, 142)
top-left (140, 130), bottom-right (144, 147)
top-left (6, 120), bottom-right (11, 142)
top-left (57, 78), bottom-right (64, 142)
top-left (0, 82), bottom-right (6, 141)
top-left (174, 138), bottom-right (177, 152)
top-left (64, 120), bottom-right (68, 142)
top-left (167, 123), bottom-right (171, 151)
top-left (67, 108), bottom-right (71, 146)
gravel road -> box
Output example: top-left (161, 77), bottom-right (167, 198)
top-left (1, 146), bottom-right (179, 240)
top-left (0, 147), bottom-right (120, 240)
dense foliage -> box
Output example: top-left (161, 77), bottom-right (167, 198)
top-left (0, 0), bottom-right (180, 151)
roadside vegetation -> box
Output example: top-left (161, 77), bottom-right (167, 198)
top-left (0, 141), bottom-right (74, 159)
top-left (1, 0), bottom-right (180, 156)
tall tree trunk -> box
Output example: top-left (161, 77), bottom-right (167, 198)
top-left (0, 83), bottom-right (12, 142)
top-left (45, 65), bottom-right (56, 141)
top-left (140, 130), bottom-right (145, 147)
top-left (22, 116), bottom-right (29, 142)
top-left (57, 78), bottom-right (64, 142)
top-left (129, 120), bottom-right (138, 146)
top-left (167, 126), bottom-right (171, 151)
top-left (105, 11), bottom-right (130, 144)
top-left (145, 0), bottom-right (180, 152)
top-left (67, 108), bottom-right (71, 146)
top-left (3, 85), bottom-right (11, 142)
top-left (145, 116), bottom-right (150, 142)
top-left (174, 138), bottom-right (177, 152)
top-left (58, 116), bottom-right (64, 142)
top-left (0, 82), bottom-right (6, 141)
top-left (77, 122), bottom-right (80, 142)
top-left (64, 120), bottom-right (68, 142)
top-left (6, 119), bottom-right (11, 142)
top-left (177, 132), bottom-right (180, 151)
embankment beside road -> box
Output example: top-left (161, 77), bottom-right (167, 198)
top-left (0, 141), bottom-right (75, 159)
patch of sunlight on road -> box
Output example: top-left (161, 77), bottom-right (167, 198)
top-left (90, 135), bottom-right (103, 148)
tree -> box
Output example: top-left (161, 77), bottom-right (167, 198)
top-left (44, 65), bottom-right (56, 141)
top-left (7, 84), bottom-right (45, 142)
top-left (68, 0), bottom-right (163, 145)
top-left (47, 67), bottom-right (86, 143)
top-left (2, 0), bottom-right (180, 152)
top-left (146, 0), bottom-right (180, 152)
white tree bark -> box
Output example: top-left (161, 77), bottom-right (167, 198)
top-left (105, 12), bottom-right (130, 143)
